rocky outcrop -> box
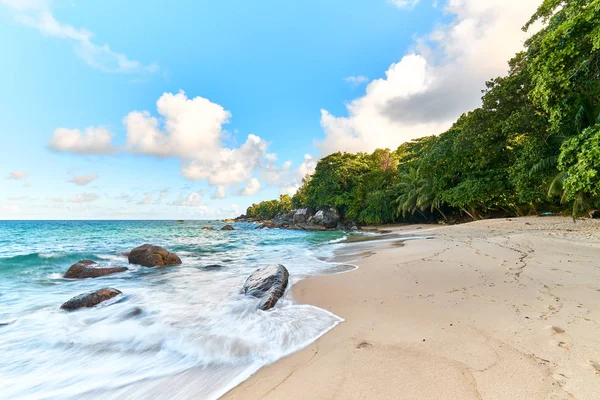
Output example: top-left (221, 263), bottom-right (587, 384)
top-left (60, 288), bottom-right (122, 311)
top-left (223, 218), bottom-right (235, 223)
top-left (64, 260), bottom-right (128, 279)
top-left (243, 264), bottom-right (289, 310)
top-left (590, 210), bottom-right (600, 219)
top-left (308, 207), bottom-right (340, 228)
top-left (128, 244), bottom-right (181, 267)
top-left (293, 208), bottom-right (313, 224)
top-left (202, 226), bottom-right (215, 230)
top-left (221, 225), bottom-right (235, 231)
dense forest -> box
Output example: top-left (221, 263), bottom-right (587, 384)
top-left (247, 0), bottom-right (600, 224)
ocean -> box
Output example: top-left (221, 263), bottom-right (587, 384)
top-left (0, 220), bottom-right (353, 399)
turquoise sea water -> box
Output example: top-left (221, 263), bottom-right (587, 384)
top-left (0, 220), bottom-right (350, 399)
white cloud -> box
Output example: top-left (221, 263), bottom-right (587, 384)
top-left (211, 185), bottom-right (227, 199)
top-left (6, 171), bottom-right (28, 180)
top-left (137, 192), bottom-right (152, 205)
top-left (68, 174), bottom-right (97, 185)
top-left (389, 0), bottom-right (420, 8)
top-left (69, 193), bottom-right (99, 203)
top-left (171, 191), bottom-right (204, 207)
top-left (50, 127), bottom-right (114, 154)
top-left (317, 0), bottom-right (540, 155)
top-left (0, 1), bottom-right (158, 74)
top-left (124, 91), bottom-right (271, 187)
top-left (234, 178), bottom-right (261, 196)
top-left (344, 75), bottom-right (369, 86)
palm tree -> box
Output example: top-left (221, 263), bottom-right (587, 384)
top-left (394, 168), bottom-right (427, 219)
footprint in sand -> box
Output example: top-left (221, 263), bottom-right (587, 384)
top-left (591, 361), bottom-right (600, 375)
top-left (558, 341), bottom-right (570, 350)
top-left (552, 326), bottom-right (565, 334)
top-left (356, 341), bottom-right (372, 349)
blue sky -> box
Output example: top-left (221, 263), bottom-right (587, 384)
top-left (0, 0), bottom-right (540, 219)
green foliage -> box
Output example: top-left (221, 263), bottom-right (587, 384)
top-left (250, 0), bottom-right (599, 223)
top-left (246, 194), bottom-right (292, 219)
top-left (559, 125), bottom-right (600, 199)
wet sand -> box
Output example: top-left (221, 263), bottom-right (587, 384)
top-left (224, 216), bottom-right (600, 399)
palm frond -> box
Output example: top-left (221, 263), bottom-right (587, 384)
top-left (529, 155), bottom-right (559, 177)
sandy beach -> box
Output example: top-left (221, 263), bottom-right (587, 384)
top-left (224, 216), bottom-right (600, 399)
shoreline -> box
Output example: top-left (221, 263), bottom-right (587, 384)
top-left (224, 216), bottom-right (600, 399)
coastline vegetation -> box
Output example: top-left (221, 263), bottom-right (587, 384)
top-left (248, 0), bottom-right (600, 224)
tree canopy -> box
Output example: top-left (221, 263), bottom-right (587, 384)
top-left (247, 0), bottom-right (600, 223)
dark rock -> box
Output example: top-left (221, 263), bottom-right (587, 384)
top-left (64, 260), bottom-right (128, 279)
top-left (292, 208), bottom-right (313, 224)
top-left (203, 264), bottom-right (225, 270)
top-left (60, 288), bottom-right (122, 311)
top-left (297, 223), bottom-right (327, 231)
top-left (202, 226), bottom-right (215, 230)
top-left (242, 264), bottom-right (289, 310)
top-left (589, 210), bottom-right (600, 219)
top-left (128, 244), bottom-right (181, 267)
top-left (176, 220), bottom-right (184, 223)
top-left (309, 207), bottom-right (340, 228)
top-left (122, 307), bottom-right (143, 318)
top-left (221, 225), bottom-right (235, 231)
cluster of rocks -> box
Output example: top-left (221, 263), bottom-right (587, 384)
top-left (255, 207), bottom-right (357, 231)
top-left (202, 225), bottom-right (235, 231)
top-left (59, 242), bottom-right (288, 312)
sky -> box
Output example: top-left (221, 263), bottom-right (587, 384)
top-left (0, 0), bottom-right (542, 220)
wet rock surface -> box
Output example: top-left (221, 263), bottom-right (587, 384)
top-left (243, 264), bottom-right (289, 310)
top-left (128, 244), bottom-right (181, 267)
top-left (64, 260), bottom-right (128, 279)
top-left (221, 225), bottom-right (235, 231)
top-left (60, 288), bottom-right (122, 311)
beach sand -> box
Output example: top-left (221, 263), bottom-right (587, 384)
top-left (224, 216), bottom-right (600, 399)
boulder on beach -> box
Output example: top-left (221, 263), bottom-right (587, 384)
top-left (64, 260), bottom-right (128, 279)
top-left (60, 288), bottom-right (122, 311)
top-left (222, 218), bottom-right (235, 223)
top-left (202, 226), bottom-right (215, 231)
top-left (589, 210), bottom-right (600, 219)
top-left (128, 244), bottom-right (181, 267)
top-left (242, 264), bottom-right (289, 310)
top-left (221, 225), bottom-right (235, 231)
top-left (309, 207), bottom-right (340, 228)
top-left (292, 208), bottom-right (313, 224)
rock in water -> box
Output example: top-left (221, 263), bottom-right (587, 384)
top-left (64, 260), bottom-right (128, 279)
top-left (221, 225), bottom-right (235, 231)
top-left (60, 288), bottom-right (122, 311)
top-left (202, 226), bottom-right (215, 230)
top-left (128, 244), bottom-right (181, 267)
top-left (242, 264), bottom-right (289, 310)
top-left (589, 210), bottom-right (600, 219)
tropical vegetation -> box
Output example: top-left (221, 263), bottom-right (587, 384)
top-left (247, 0), bottom-right (600, 224)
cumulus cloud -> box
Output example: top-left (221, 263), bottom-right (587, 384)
top-left (50, 127), bottom-right (114, 154)
top-left (0, 0), bottom-right (158, 74)
top-left (50, 91), bottom-right (275, 190)
top-left (124, 91), bottom-right (271, 187)
top-left (6, 171), bottom-right (28, 180)
top-left (211, 185), bottom-right (227, 199)
top-left (69, 193), bottom-right (99, 203)
top-left (171, 191), bottom-right (204, 207)
top-left (68, 174), bottom-right (97, 185)
top-left (234, 178), bottom-right (261, 196)
top-left (317, 0), bottom-right (541, 155)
